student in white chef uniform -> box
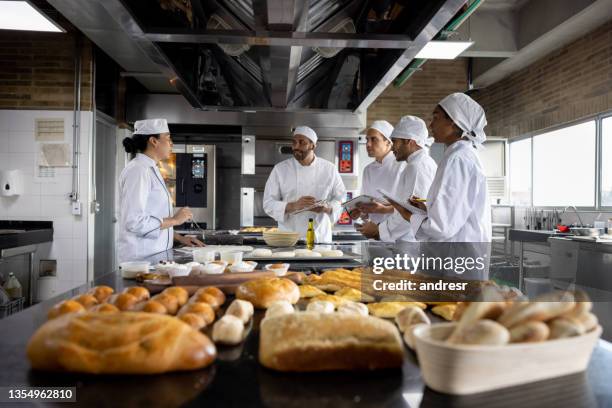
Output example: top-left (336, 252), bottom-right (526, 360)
top-left (263, 126), bottom-right (346, 243)
top-left (349, 120), bottom-right (404, 224)
top-left (390, 93), bottom-right (492, 243)
top-left (117, 119), bottom-right (204, 262)
top-left (357, 116), bottom-right (437, 242)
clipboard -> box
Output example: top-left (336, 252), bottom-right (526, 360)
top-left (341, 195), bottom-right (387, 212)
top-left (376, 188), bottom-right (426, 215)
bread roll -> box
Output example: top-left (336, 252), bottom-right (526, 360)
top-left (179, 313), bottom-right (207, 330)
top-left (162, 287), bottom-right (189, 306)
top-left (226, 299), bottom-right (254, 323)
top-left (48, 300), bottom-right (86, 320)
top-left (447, 302), bottom-right (507, 343)
top-left (498, 291), bottom-right (575, 328)
top-left (264, 301), bottom-right (294, 319)
top-left (190, 292), bottom-right (222, 311)
top-left (72, 294), bottom-right (99, 309)
top-left (309, 294), bottom-right (347, 308)
top-left (431, 304), bottom-right (457, 321)
top-left (236, 278), bottom-right (299, 309)
top-left (140, 300), bottom-right (168, 315)
top-left (298, 285), bottom-right (325, 299)
top-left (395, 306), bottom-right (430, 333)
top-left (123, 286), bottom-right (150, 302)
top-left (178, 302), bottom-right (215, 325)
top-left (110, 293), bottom-right (140, 311)
top-left (450, 319), bottom-right (510, 345)
top-left (198, 287), bottom-right (226, 306)
top-left (509, 321), bottom-right (549, 343)
top-left (87, 285), bottom-right (114, 303)
top-left (576, 312), bottom-right (598, 332)
top-left (151, 293), bottom-right (179, 315)
top-left (337, 301), bottom-right (368, 317)
top-left (212, 315), bottom-right (244, 345)
top-left (89, 303), bottom-right (119, 313)
top-left (306, 300), bottom-right (334, 314)
top-left (564, 290), bottom-right (592, 318)
top-left (27, 312), bottom-right (216, 374)
top-left (548, 316), bottom-right (586, 339)
top-left (259, 312), bottom-right (404, 372)
top-left (367, 302), bottom-right (426, 318)
top-left (334, 287), bottom-right (374, 303)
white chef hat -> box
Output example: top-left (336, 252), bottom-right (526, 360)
top-left (133, 118), bottom-right (169, 135)
top-left (293, 126), bottom-right (317, 144)
top-left (438, 93), bottom-right (487, 148)
top-left (391, 115), bottom-right (434, 148)
top-left (368, 120), bottom-right (394, 140)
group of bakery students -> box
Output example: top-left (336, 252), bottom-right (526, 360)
top-left (262, 92), bottom-right (492, 246)
top-left (116, 92), bottom-right (492, 263)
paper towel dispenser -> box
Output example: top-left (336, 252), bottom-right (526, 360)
top-left (0, 169), bottom-right (24, 196)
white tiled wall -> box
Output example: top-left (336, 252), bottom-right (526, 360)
top-left (0, 110), bottom-right (93, 294)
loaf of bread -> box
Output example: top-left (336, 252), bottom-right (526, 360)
top-left (367, 301), bottom-right (426, 318)
top-left (447, 302), bottom-right (506, 343)
top-left (89, 303), bottom-right (119, 313)
top-left (509, 321), bottom-right (549, 343)
top-left (109, 293), bottom-right (140, 311)
top-left (72, 294), bottom-right (99, 309)
top-left (87, 285), bottom-right (114, 303)
top-left (337, 301), bottom-right (368, 317)
top-left (498, 291), bottom-right (575, 328)
top-left (259, 312), bottom-right (404, 372)
top-left (334, 287), bottom-right (375, 303)
top-left (193, 287), bottom-right (225, 307)
top-left (236, 278), bottom-right (299, 309)
top-left (138, 300), bottom-right (168, 314)
top-left (212, 315), bottom-right (244, 345)
top-left (48, 300), bottom-right (86, 320)
top-left (298, 284), bottom-right (326, 299)
top-left (178, 302), bottom-right (215, 325)
top-left (264, 301), bottom-right (294, 320)
top-left (179, 313), bottom-right (207, 330)
top-left (123, 286), bottom-right (150, 302)
top-left (163, 287), bottom-right (189, 306)
top-left (451, 319), bottom-right (510, 345)
top-left (27, 312), bottom-right (216, 374)
top-left (151, 293), bottom-right (179, 315)
top-left (306, 300), bottom-right (335, 314)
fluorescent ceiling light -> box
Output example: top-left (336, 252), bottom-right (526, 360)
top-left (415, 40), bottom-right (473, 59)
top-left (0, 1), bottom-right (63, 32)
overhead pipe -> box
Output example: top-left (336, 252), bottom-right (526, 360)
top-left (393, 0), bottom-right (484, 88)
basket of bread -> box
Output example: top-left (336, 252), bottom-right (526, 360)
top-left (262, 230), bottom-right (300, 247)
top-left (408, 289), bottom-right (601, 395)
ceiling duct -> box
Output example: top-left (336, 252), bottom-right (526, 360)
top-left (312, 17), bottom-right (356, 58)
top-left (206, 14), bottom-right (250, 56)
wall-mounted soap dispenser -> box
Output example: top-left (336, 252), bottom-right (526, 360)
top-left (0, 169), bottom-right (24, 196)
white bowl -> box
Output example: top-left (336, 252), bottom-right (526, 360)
top-left (229, 261), bottom-right (258, 273)
top-left (413, 322), bottom-right (602, 395)
top-left (165, 264), bottom-right (191, 278)
top-left (193, 249), bottom-right (216, 263)
top-left (201, 262), bottom-right (226, 275)
top-left (264, 263), bottom-right (290, 276)
top-left (220, 250), bottom-right (243, 264)
top-left (263, 231), bottom-right (300, 247)
top-left (120, 262), bottom-right (150, 279)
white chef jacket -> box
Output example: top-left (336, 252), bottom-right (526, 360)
top-left (263, 156), bottom-right (346, 243)
top-left (117, 153), bottom-right (173, 262)
top-left (361, 151), bottom-right (406, 224)
top-left (379, 149), bottom-right (437, 242)
top-left (410, 140), bottom-right (492, 242)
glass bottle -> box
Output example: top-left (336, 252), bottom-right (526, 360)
top-left (306, 218), bottom-right (315, 250)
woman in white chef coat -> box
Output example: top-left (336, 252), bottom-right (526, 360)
top-left (349, 120), bottom-right (404, 224)
top-left (117, 118), bottom-right (204, 262)
top-left (263, 126), bottom-right (346, 243)
top-left (389, 93), bottom-right (492, 243)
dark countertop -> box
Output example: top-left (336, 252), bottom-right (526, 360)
top-left (0, 250), bottom-right (611, 407)
top-left (0, 220), bottom-right (53, 252)
top-left (508, 228), bottom-right (574, 243)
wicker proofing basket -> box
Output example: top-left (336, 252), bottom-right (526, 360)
top-left (413, 322), bottom-right (602, 395)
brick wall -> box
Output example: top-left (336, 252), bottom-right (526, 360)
top-left (0, 31), bottom-right (93, 110)
top-left (367, 59), bottom-right (468, 127)
top-left (473, 20), bottom-right (612, 138)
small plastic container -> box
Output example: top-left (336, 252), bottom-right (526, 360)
top-left (120, 262), bottom-right (150, 279)
top-left (229, 261), bottom-right (257, 273)
top-left (202, 261), bottom-right (228, 275)
top-left (220, 250), bottom-right (243, 265)
top-left (264, 263), bottom-right (290, 276)
top-left (194, 249), bottom-right (216, 263)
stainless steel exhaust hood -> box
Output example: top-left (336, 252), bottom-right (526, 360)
top-left (47, 0), bottom-right (468, 119)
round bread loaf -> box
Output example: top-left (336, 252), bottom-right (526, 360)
top-left (48, 300), bottom-right (86, 320)
top-left (140, 300), bottom-right (168, 314)
top-left (110, 293), bottom-right (140, 311)
top-left (89, 303), bottom-right (120, 313)
top-left (194, 287), bottom-right (226, 307)
top-left (162, 287), bottom-right (189, 306)
top-left (123, 286), bottom-right (150, 302)
top-left (264, 300), bottom-right (294, 319)
top-left (151, 293), bottom-right (179, 315)
top-left (236, 277), bottom-right (299, 309)
top-left (212, 315), bottom-right (244, 345)
top-left (225, 299), bottom-right (254, 323)
top-left (306, 300), bottom-right (334, 314)
top-left (87, 285), bottom-right (114, 303)
top-left (72, 294), bottom-right (99, 309)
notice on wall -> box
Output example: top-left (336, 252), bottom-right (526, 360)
top-left (38, 143), bottom-right (71, 167)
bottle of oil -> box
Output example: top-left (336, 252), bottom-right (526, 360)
top-left (3, 272), bottom-right (22, 299)
top-left (306, 218), bottom-right (315, 250)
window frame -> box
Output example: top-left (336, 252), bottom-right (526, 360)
top-left (508, 113), bottom-right (612, 211)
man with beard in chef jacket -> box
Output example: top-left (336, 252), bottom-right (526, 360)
top-left (389, 93), bottom-right (492, 243)
top-left (357, 116), bottom-right (437, 242)
top-left (117, 118), bottom-right (204, 262)
top-left (263, 126), bottom-right (346, 243)
top-left (349, 120), bottom-right (405, 224)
